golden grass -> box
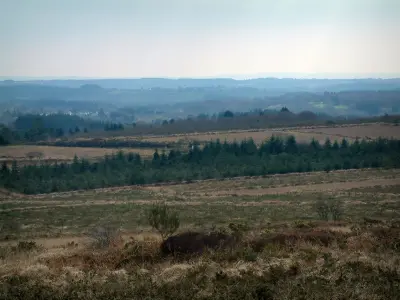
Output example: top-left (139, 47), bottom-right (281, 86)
top-left (0, 145), bottom-right (154, 161)
top-left (92, 123), bottom-right (392, 145)
top-left (299, 123), bottom-right (400, 140)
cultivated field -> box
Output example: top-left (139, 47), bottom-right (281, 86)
top-left (0, 145), bottom-right (154, 163)
top-left (141, 123), bottom-right (398, 144)
top-left (298, 123), bottom-right (400, 140)
top-left (1, 168), bottom-right (399, 299)
top-left (73, 122), bottom-right (397, 146)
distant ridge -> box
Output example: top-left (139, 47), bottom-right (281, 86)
top-left (1, 72), bottom-right (400, 82)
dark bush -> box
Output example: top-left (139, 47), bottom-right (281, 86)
top-left (160, 231), bottom-right (236, 256)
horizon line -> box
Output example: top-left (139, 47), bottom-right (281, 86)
top-left (1, 72), bottom-right (400, 81)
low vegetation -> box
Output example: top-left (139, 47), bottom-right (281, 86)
top-left (0, 109), bottom-right (399, 299)
top-left (0, 168), bottom-right (399, 298)
top-left (147, 203), bottom-right (180, 240)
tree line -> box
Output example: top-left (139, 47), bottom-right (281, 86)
top-left (0, 114), bottom-right (127, 144)
top-left (1, 111), bottom-right (399, 144)
top-left (1, 136), bottom-right (399, 194)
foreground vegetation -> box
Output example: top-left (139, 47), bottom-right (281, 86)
top-left (0, 168), bottom-right (399, 299)
top-left (1, 225), bottom-right (399, 300)
top-left (1, 135), bottom-right (399, 194)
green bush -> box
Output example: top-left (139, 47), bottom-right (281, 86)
top-left (329, 199), bottom-right (344, 221)
top-left (147, 203), bottom-right (180, 240)
top-left (315, 200), bottom-right (330, 221)
top-left (315, 198), bottom-right (344, 221)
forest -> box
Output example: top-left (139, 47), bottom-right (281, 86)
top-left (2, 135), bottom-right (399, 194)
top-left (0, 114), bottom-right (127, 144)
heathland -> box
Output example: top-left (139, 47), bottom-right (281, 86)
top-left (0, 117), bottom-right (399, 299)
top-left (0, 82), bottom-right (399, 299)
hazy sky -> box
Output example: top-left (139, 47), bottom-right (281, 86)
top-left (1, 0), bottom-right (399, 78)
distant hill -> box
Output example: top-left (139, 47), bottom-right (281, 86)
top-left (0, 78), bottom-right (399, 121)
top-left (2, 77), bottom-right (400, 92)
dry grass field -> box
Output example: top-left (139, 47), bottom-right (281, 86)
top-left (298, 123), bottom-right (400, 140)
top-left (0, 168), bottom-right (399, 299)
top-left (91, 122), bottom-right (396, 146)
top-left (0, 145), bottom-right (154, 163)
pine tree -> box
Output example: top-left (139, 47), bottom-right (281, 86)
top-left (285, 135), bottom-right (298, 153)
top-left (332, 140), bottom-right (340, 150)
top-left (324, 138), bottom-right (332, 150)
top-left (152, 150), bottom-right (160, 165)
top-left (340, 138), bottom-right (349, 149)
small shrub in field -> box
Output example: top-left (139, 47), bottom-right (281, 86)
top-left (294, 220), bottom-right (318, 229)
top-left (242, 247), bottom-right (258, 262)
top-left (15, 241), bottom-right (38, 252)
top-left (363, 217), bottom-right (385, 226)
top-left (315, 198), bottom-right (344, 221)
top-left (315, 200), bottom-right (330, 221)
top-left (147, 203), bottom-right (180, 240)
top-left (1, 241), bottom-right (42, 258)
top-left (228, 222), bottom-right (250, 239)
top-left (89, 226), bottom-right (120, 248)
top-left (329, 199), bottom-right (344, 221)
top-left (65, 241), bottom-right (78, 249)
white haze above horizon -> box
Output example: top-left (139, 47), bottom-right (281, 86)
top-left (1, 0), bottom-right (399, 79)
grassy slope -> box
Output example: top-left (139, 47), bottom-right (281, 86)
top-left (0, 168), bottom-right (399, 299)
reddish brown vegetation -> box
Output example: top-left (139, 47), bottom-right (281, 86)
top-left (160, 231), bottom-right (236, 256)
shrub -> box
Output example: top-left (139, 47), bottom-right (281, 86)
top-left (228, 222), bottom-right (250, 239)
top-left (147, 203), bottom-right (180, 240)
top-left (315, 200), bottom-right (330, 221)
top-left (294, 220), bottom-right (318, 229)
top-left (89, 225), bottom-right (120, 248)
top-left (0, 241), bottom-right (42, 259)
top-left (14, 241), bottom-right (39, 252)
top-left (160, 231), bottom-right (236, 256)
top-left (329, 199), bottom-right (344, 221)
top-left (315, 198), bottom-right (344, 221)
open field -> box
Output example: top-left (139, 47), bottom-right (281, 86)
top-left (140, 123), bottom-right (398, 144)
top-left (298, 123), bottom-right (400, 140)
top-left (1, 168), bottom-right (399, 238)
top-left (1, 168), bottom-right (399, 299)
top-left (0, 145), bottom-right (154, 163)
top-left (67, 123), bottom-right (397, 147)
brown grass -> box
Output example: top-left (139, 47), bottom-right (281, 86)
top-left (0, 145), bottom-right (154, 162)
top-left (299, 123), bottom-right (400, 140)
top-left (207, 178), bottom-right (400, 196)
top-left (1, 166), bottom-right (400, 298)
top-left (135, 129), bottom-right (330, 144)
top-left (95, 123), bottom-right (392, 145)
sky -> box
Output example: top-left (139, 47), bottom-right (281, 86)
top-left (1, 0), bottom-right (399, 79)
